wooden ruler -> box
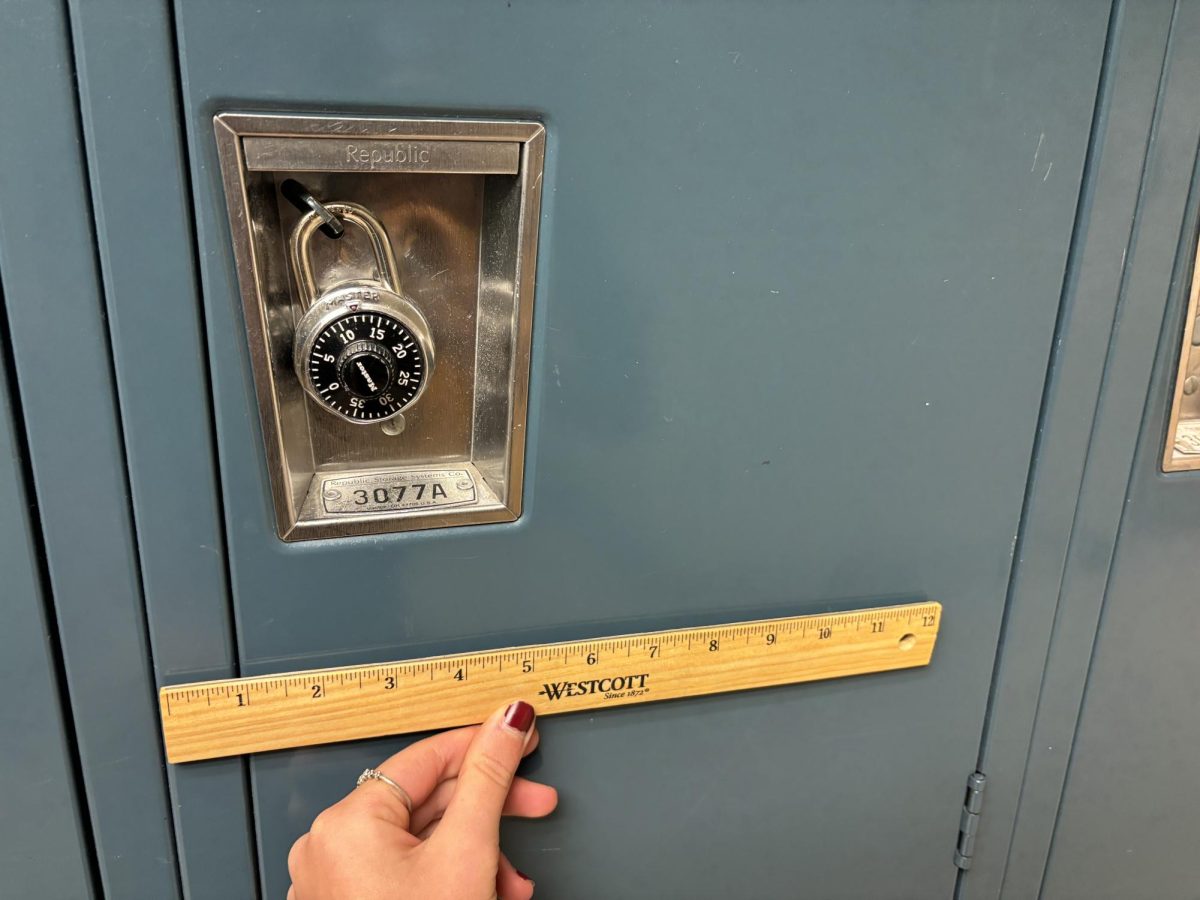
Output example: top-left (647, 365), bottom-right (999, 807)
top-left (160, 600), bottom-right (941, 763)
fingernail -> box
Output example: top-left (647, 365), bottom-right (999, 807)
top-left (516, 869), bottom-right (533, 882)
top-left (503, 700), bottom-right (536, 734)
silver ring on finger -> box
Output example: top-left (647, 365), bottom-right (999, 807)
top-left (356, 768), bottom-right (414, 814)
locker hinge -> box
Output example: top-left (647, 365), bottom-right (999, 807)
top-left (953, 772), bottom-right (987, 870)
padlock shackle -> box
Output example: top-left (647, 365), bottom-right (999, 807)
top-left (290, 201), bottom-right (401, 309)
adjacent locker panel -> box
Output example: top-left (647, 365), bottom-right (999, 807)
top-left (0, 337), bottom-right (95, 899)
top-left (1041, 14), bottom-right (1200, 895)
top-left (958, 3), bottom-right (1177, 894)
top-left (170, 2), bottom-right (1108, 897)
top-left (67, 0), bottom-right (260, 895)
top-left (988, 4), bottom-right (1200, 896)
top-left (1044, 271), bottom-right (1200, 899)
top-left (0, 2), bottom-right (180, 895)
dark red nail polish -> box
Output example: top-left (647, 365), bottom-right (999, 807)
top-left (516, 869), bottom-right (532, 882)
top-left (503, 700), bottom-right (535, 734)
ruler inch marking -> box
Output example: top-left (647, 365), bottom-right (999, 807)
top-left (159, 601), bottom-right (942, 763)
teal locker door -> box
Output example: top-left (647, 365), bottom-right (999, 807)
top-left (168, 3), bottom-right (1111, 896)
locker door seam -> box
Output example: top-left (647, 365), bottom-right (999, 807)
top-left (0, 269), bottom-right (104, 899)
top-left (167, 1), bottom-right (263, 894)
top-left (58, 0), bottom-right (185, 894)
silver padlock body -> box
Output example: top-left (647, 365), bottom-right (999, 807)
top-left (293, 281), bottom-right (435, 424)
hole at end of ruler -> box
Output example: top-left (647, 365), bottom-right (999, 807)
top-left (898, 634), bottom-right (917, 651)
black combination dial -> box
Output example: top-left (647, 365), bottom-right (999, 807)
top-left (306, 312), bottom-right (426, 421)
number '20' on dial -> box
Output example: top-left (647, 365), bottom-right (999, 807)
top-left (307, 312), bottom-right (425, 420)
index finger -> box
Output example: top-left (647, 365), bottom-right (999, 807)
top-left (373, 724), bottom-right (541, 811)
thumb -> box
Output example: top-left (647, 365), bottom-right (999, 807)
top-left (434, 700), bottom-right (537, 848)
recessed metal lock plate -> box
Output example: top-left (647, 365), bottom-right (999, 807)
top-left (1164, 233), bottom-right (1200, 471)
top-left (214, 114), bottom-right (545, 540)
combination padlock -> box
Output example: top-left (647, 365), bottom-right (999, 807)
top-left (290, 201), bottom-right (434, 424)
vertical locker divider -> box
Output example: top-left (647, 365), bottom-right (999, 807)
top-left (66, 0), bottom-right (261, 896)
top-left (957, 1), bottom-right (1177, 896)
top-left (0, 292), bottom-right (98, 898)
top-left (999, 2), bottom-right (1200, 894)
top-left (0, 1), bottom-right (182, 895)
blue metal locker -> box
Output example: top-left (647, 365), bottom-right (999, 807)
top-left (4, 1), bottom-right (1200, 898)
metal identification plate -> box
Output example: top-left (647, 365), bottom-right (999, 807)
top-left (321, 469), bottom-right (477, 516)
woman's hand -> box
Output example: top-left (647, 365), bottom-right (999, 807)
top-left (287, 700), bottom-right (555, 899)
